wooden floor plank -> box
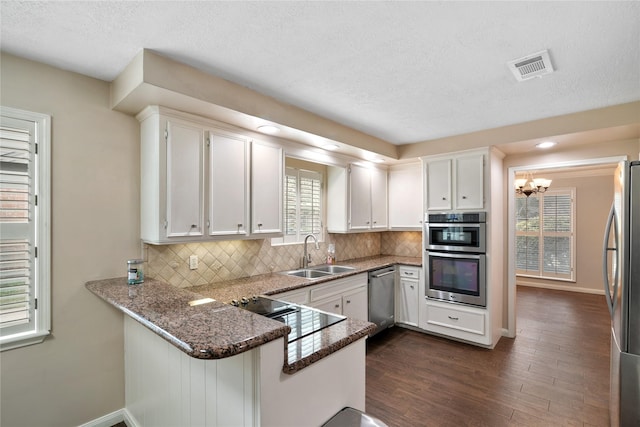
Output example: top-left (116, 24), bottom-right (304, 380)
top-left (365, 286), bottom-right (610, 427)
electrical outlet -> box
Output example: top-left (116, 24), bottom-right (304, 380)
top-left (189, 255), bottom-right (198, 270)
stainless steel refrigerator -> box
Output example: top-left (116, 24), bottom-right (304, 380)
top-left (603, 160), bottom-right (640, 427)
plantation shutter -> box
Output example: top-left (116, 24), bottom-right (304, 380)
top-left (282, 167), bottom-right (322, 243)
top-left (0, 116), bottom-right (36, 333)
top-left (515, 189), bottom-right (575, 281)
top-left (515, 195), bottom-right (540, 273)
top-left (542, 193), bottom-right (573, 277)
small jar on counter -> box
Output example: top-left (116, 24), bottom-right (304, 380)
top-left (127, 259), bottom-right (144, 285)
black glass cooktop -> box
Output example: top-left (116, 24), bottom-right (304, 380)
top-left (233, 296), bottom-right (345, 343)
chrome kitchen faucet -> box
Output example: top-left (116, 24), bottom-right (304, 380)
top-left (302, 234), bottom-right (320, 268)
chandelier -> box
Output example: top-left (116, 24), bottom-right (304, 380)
top-left (515, 172), bottom-right (552, 197)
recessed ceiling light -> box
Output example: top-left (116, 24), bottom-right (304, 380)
top-left (323, 144), bottom-right (340, 151)
top-left (536, 141), bottom-right (557, 149)
top-left (257, 125), bottom-right (279, 134)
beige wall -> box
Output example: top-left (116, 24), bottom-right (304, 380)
top-left (0, 53), bottom-right (140, 426)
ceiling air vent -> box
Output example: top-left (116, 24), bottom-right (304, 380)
top-left (507, 50), bottom-right (554, 82)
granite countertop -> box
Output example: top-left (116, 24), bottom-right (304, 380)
top-left (86, 255), bottom-right (421, 374)
top-left (189, 255), bottom-right (422, 303)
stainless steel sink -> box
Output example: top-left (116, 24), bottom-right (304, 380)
top-left (282, 269), bottom-right (333, 279)
top-left (308, 265), bottom-right (356, 274)
top-left (281, 265), bottom-right (355, 279)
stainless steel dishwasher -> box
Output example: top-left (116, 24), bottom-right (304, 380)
top-left (368, 266), bottom-right (395, 336)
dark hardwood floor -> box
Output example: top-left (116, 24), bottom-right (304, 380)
top-left (366, 286), bottom-right (611, 427)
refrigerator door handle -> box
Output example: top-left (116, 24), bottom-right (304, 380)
top-left (603, 201), bottom-right (619, 318)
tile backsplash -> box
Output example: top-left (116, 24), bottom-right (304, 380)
top-left (145, 231), bottom-right (421, 288)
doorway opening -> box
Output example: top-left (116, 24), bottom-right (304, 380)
top-left (506, 155), bottom-right (626, 337)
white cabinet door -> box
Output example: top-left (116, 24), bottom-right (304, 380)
top-left (348, 164), bottom-right (371, 230)
top-left (397, 278), bottom-right (419, 326)
top-left (165, 119), bottom-right (205, 238)
top-left (251, 140), bottom-right (283, 235)
top-left (342, 286), bottom-right (368, 321)
top-left (455, 154), bottom-right (484, 209)
top-left (312, 295), bottom-right (343, 316)
top-left (370, 167), bottom-right (388, 229)
top-left (208, 130), bottom-right (249, 237)
top-left (388, 163), bottom-right (423, 229)
top-left (425, 158), bottom-right (452, 211)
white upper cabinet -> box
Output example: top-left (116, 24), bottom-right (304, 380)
top-left (250, 140), bottom-right (283, 235)
top-left (424, 152), bottom-right (484, 212)
top-left (425, 158), bottom-right (453, 211)
top-left (327, 163), bottom-right (388, 233)
top-left (208, 129), bottom-right (249, 237)
top-left (455, 154), bottom-right (484, 209)
top-left (388, 162), bottom-right (423, 229)
top-left (165, 119), bottom-right (205, 238)
top-left (370, 166), bottom-right (388, 230)
top-left (138, 106), bottom-right (283, 244)
top-left (348, 164), bottom-right (373, 230)
top-left (139, 110), bottom-right (205, 244)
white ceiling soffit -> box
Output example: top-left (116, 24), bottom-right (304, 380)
top-left (0, 1), bottom-right (639, 147)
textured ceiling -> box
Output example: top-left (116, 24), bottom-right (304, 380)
top-left (1, 1), bottom-right (639, 145)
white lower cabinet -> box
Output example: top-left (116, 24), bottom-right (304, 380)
top-left (273, 273), bottom-right (369, 322)
top-left (423, 299), bottom-right (490, 345)
top-left (395, 266), bottom-right (420, 327)
top-left (309, 274), bottom-right (368, 321)
top-left (312, 294), bottom-right (343, 315)
top-left (342, 286), bottom-right (368, 320)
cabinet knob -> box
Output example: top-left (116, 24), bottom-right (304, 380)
top-left (462, 196), bottom-right (467, 199)
top-left (334, 304), bottom-right (340, 308)
top-left (448, 315), bottom-right (459, 321)
top-left (190, 224), bottom-right (197, 228)
top-left (410, 285), bottom-right (414, 289)
top-left (237, 223), bottom-right (243, 228)
top-left (442, 197), bottom-right (446, 200)
top-left (257, 223), bottom-right (263, 228)
top-left (346, 300), bottom-right (351, 304)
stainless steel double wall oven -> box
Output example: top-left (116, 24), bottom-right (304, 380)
top-left (424, 212), bottom-right (487, 307)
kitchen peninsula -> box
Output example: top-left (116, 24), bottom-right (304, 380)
top-left (86, 255), bottom-right (420, 427)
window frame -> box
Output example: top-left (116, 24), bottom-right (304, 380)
top-left (0, 106), bottom-right (51, 351)
top-left (515, 187), bottom-right (576, 282)
top-left (272, 166), bottom-right (324, 245)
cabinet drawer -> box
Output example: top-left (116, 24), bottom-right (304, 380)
top-left (427, 304), bottom-right (485, 335)
top-left (399, 266), bottom-right (420, 280)
top-left (272, 289), bottom-right (309, 305)
top-left (309, 273), bottom-right (367, 302)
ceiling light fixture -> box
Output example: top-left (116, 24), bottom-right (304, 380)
top-left (257, 125), bottom-right (279, 134)
top-left (536, 141), bottom-right (557, 149)
top-left (515, 172), bottom-right (552, 197)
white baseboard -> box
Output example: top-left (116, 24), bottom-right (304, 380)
top-left (78, 408), bottom-right (139, 427)
top-left (517, 281), bottom-right (605, 295)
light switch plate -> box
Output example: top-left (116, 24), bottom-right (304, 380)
top-left (189, 255), bottom-right (198, 270)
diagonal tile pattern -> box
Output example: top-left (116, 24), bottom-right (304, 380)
top-left (145, 231), bottom-right (422, 288)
